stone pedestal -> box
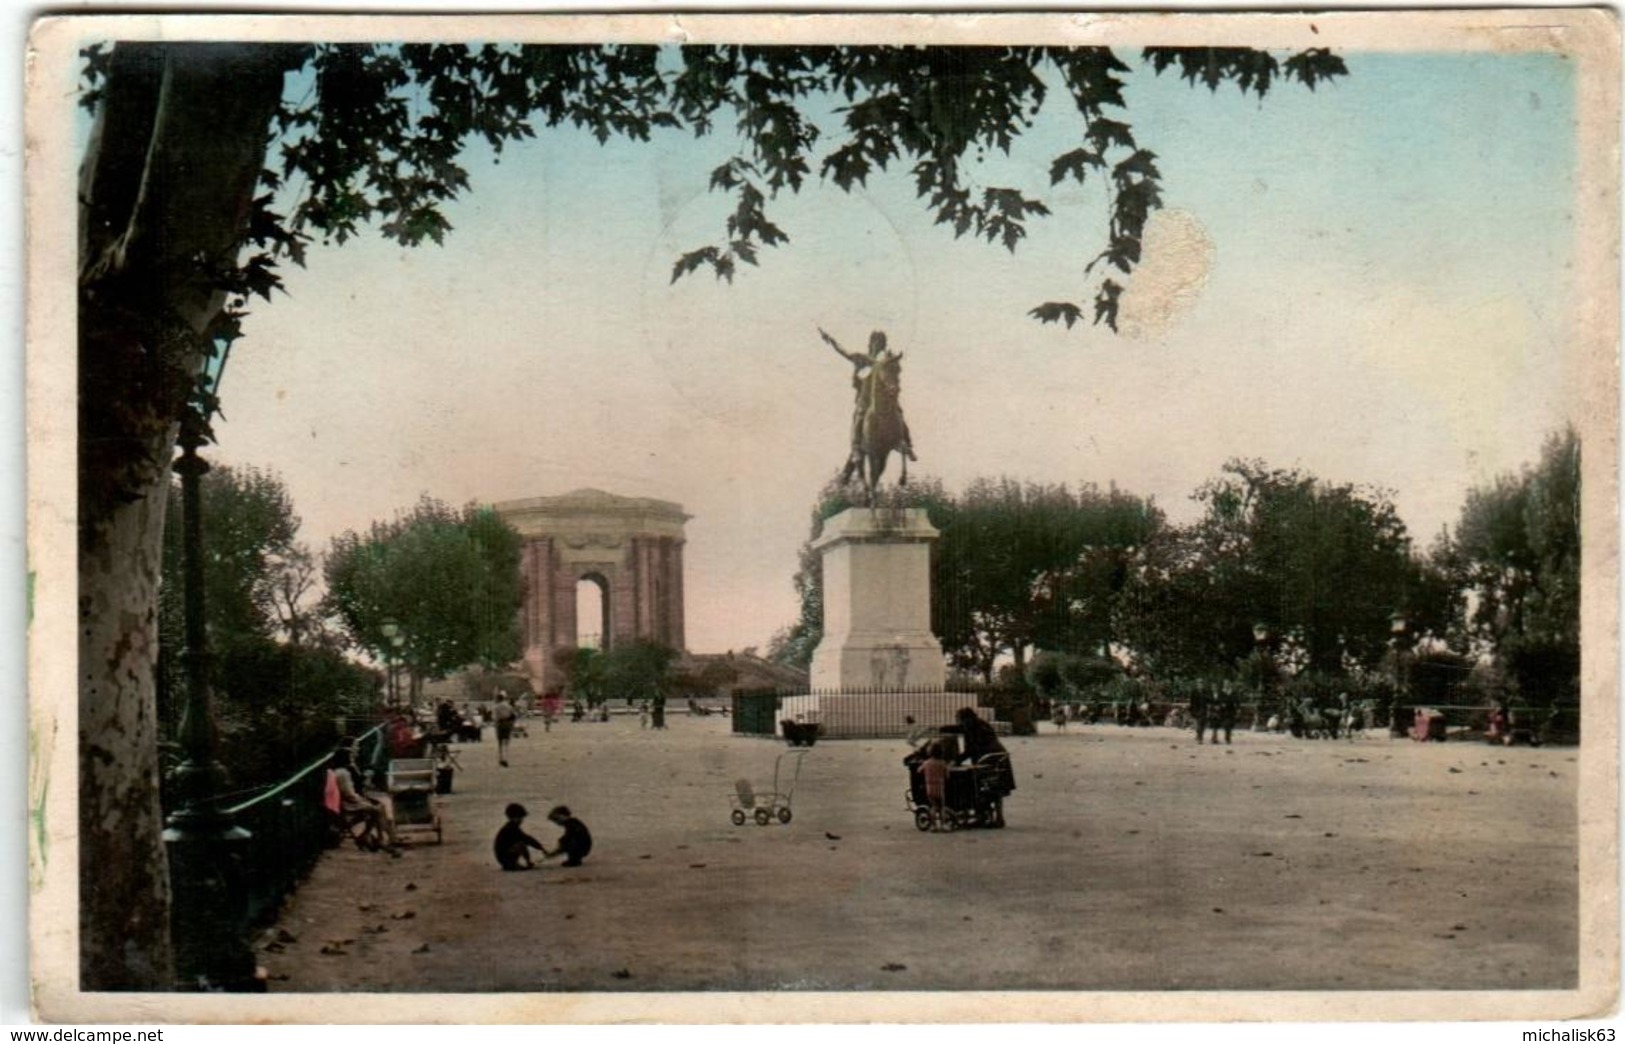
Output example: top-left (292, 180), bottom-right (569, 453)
top-left (809, 507), bottom-right (946, 692)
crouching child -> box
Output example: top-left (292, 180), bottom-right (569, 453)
top-left (494, 802), bottom-right (545, 871)
top-left (544, 805), bottom-right (593, 867)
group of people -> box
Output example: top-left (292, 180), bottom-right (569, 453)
top-left (1188, 684), bottom-right (1243, 745)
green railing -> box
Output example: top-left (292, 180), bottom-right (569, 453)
top-left (216, 724), bottom-right (383, 928)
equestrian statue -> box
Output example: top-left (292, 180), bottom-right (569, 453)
top-left (819, 326), bottom-right (917, 504)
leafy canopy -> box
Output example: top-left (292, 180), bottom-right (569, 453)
top-left (82, 42), bottom-right (1347, 354)
top-left (323, 496), bottom-right (525, 682)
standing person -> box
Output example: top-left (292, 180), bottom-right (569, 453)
top-left (1215, 682), bottom-right (1240, 745)
top-left (915, 742), bottom-right (951, 830)
top-left (543, 806), bottom-right (593, 867)
top-left (493, 689), bottom-right (517, 767)
top-left (1190, 684), bottom-right (1210, 744)
top-left (493, 803), bottom-right (545, 871)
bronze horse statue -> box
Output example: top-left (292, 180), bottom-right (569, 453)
top-left (821, 327), bottom-right (916, 504)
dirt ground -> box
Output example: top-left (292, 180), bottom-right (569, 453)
top-left (264, 713), bottom-right (1579, 995)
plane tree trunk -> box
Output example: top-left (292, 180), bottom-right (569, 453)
top-left (77, 42), bottom-right (297, 991)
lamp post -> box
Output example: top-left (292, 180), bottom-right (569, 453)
top-left (162, 346), bottom-right (260, 991)
top-left (1251, 622), bottom-right (1271, 730)
top-left (393, 629), bottom-right (409, 710)
top-left (1389, 611), bottom-right (1410, 737)
top-left (380, 619), bottom-right (401, 708)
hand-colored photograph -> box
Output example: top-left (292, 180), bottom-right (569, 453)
top-left (26, 10), bottom-right (1619, 1024)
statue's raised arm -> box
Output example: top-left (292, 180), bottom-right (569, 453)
top-left (819, 326), bottom-right (867, 368)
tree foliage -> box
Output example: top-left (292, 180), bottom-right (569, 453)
top-left (1118, 460), bottom-right (1441, 679)
top-left (154, 464), bottom-right (372, 793)
top-left (156, 465), bottom-right (305, 727)
top-left (1443, 427), bottom-right (1580, 706)
top-left (323, 497), bottom-right (525, 689)
top-left (937, 478), bottom-right (1163, 679)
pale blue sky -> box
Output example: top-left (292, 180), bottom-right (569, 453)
top-left (214, 47), bottom-right (1581, 652)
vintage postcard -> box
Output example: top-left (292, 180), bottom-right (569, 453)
top-left (24, 9), bottom-right (1620, 1025)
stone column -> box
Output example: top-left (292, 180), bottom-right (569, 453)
top-left (522, 538), bottom-right (555, 690)
top-left (808, 507), bottom-right (946, 692)
top-left (670, 540), bottom-right (686, 652)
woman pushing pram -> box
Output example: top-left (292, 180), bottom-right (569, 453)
top-left (903, 707), bottom-right (1014, 830)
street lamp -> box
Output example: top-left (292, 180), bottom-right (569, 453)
top-left (162, 341), bottom-right (260, 991)
top-left (1251, 622), bottom-right (1271, 730)
top-left (392, 629), bottom-right (409, 709)
top-left (380, 619), bottom-right (401, 708)
top-left (1389, 611), bottom-right (1410, 737)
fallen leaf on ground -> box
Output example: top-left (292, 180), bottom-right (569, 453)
top-left (881, 962), bottom-right (907, 972)
top-left (391, 910), bottom-right (416, 920)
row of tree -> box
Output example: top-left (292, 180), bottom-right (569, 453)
top-left (157, 474), bottom-right (528, 789)
top-left (770, 428), bottom-right (1580, 712)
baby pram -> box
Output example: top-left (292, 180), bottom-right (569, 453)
top-left (903, 734), bottom-right (1012, 831)
top-left (730, 748), bottom-right (808, 826)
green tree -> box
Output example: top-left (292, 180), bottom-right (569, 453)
top-left (74, 38), bottom-right (1344, 987)
top-left (323, 497), bottom-right (524, 704)
top-left (937, 478), bottom-right (1160, 680)
top-left (1117, 460), bottom-right (1441, 679)
top-left (1446, 427), bottom-right (1579, 707)
top-left (156, 465), bottom-right (305, 733)
top-left (598, 639), bottom-right (681, 702)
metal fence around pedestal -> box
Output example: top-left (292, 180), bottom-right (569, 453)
top-left (731, 687), bottom-right (1032, 740)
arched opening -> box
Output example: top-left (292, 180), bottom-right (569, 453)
top-left (576, 573), bottom-right (609, 650)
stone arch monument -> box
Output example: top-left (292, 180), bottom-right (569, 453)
top-left (493, 489), bottom-right (689, 694)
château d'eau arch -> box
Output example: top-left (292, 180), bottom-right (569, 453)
top-left (494, 489), bottom-right (688, 694)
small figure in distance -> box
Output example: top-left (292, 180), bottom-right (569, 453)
top-left (493, 689), bottom-right (517, 767)
top-left (542, 805), bottom-right (593, 868)
top-left (493, 802), bottom-right (545, 871)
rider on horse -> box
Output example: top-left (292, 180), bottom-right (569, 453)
top-left (819, 327), bottom-right (916, 491)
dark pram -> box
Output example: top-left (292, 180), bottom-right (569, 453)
top-left (903, 733), bottom-right (1013, 831)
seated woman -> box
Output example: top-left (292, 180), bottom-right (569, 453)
top-left (330, 743), bottom-right (401, 855)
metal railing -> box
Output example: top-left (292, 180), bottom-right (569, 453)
top-left (216, 724), bottom-right (383, 927)
top-left (732, 686), bottom-right (1031, 739)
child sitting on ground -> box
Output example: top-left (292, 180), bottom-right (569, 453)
top-left (543, 805), bottom-right (593, 867)
top-left (493, 802), bottom-right (545, 871)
